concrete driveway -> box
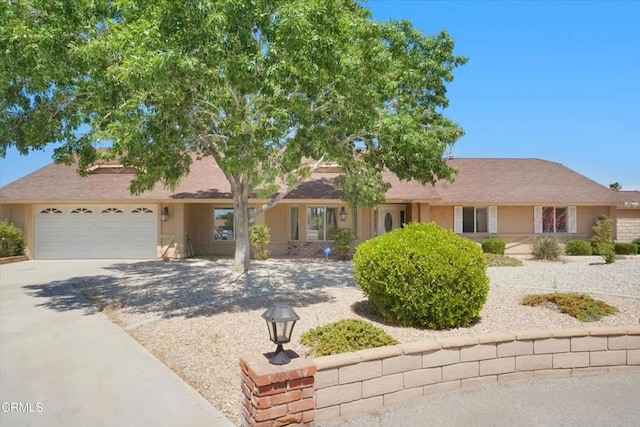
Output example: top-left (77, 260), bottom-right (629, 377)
top-left (0, 260), bottom-right (234, 427)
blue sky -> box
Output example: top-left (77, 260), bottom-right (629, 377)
top-left (1, 0), bottom-right (639, 189)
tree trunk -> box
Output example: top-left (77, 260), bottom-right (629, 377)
top-left (232, 181), bottom-right (251, 274)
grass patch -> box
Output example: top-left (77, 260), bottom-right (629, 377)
top-left (521, 293), bottom-right (618, 322)
top-left (484, 253), bottom-right (523, 267)
top-left (300, 319), bottom-right (398, 357)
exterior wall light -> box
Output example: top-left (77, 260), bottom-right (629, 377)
top-left (261, 303), bottom-right (300, 365)
top-left (161, 207), bottom-right (169, 222)
top-left (339, 206), bottom-right (347, 222)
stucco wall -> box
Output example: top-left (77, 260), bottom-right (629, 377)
top-left (429, 206), bottom-right (453, 229)
top-left (159, 203), bottom-right (185, 258)
top-left (265, 203), bottom-right (289, 256)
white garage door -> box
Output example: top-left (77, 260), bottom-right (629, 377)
top-left (35, 205), bottom-right (158, 259)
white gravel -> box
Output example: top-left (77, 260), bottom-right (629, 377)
top-left (74, 256), bottom-right (640, 425)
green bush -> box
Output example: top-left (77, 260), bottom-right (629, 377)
top-left (590, 217), bottom-right (615, 264)
top-left (521, 293), bottom-right (618, 322)
top-left (481, 238), bottom-right (505, 255)
top-left (614, 242), bottom-right (638, 255)
top-left (333, 228), bottom-right (356, 260)
top-left (353, 222), bottom-right (489, 330)
top-left (564, 240), bottom-right (593, 256)
top-left (0, 220), bottom-right (25, 257)
top-left (632, 237), bottom-right (640, 247)
top-left (300, 319), bottom-right (398, 357)
top-left (531, 236), bottom-right (562, 261)
top-left (248, 224), bottom-right (270, 260)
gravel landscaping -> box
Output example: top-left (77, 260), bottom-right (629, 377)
top-left (74, 256), bottom-right (640, 425)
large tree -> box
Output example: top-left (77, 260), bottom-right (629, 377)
top-left (1, 0), bottom-right (467, 274)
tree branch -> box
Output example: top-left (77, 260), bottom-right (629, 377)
top-left (252, 156), bottom-right (325, 217)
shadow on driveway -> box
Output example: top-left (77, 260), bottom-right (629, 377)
top-left (24, 259), bottom-right (357, 321)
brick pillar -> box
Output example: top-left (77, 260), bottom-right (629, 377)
top-left (240, 353), bottom-right (316, 427)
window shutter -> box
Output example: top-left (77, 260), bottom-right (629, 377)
top-left (488, 206), bottom-right (498, 234)
top-left (534, 206), bottom-right (542, 234)
top-left (454, 206), bottom-right (463, 233)
top-left (568, 206), bottom-right (577, 233)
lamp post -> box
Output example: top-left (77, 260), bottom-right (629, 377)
top-left (262, 303), bottom-right (300, 365)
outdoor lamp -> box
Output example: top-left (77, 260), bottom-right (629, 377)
top-left (262, 303), bottom-right (300, 365)
top-left (161, 207), bottom-right (169, 222)
top-left (339, 206), bottom-right (347, 222)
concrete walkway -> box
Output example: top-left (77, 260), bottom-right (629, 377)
top-left (0, 260), bottom-right (234, 427)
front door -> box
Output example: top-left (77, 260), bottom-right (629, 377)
top-left (376, 205), bottom-right (405, 236)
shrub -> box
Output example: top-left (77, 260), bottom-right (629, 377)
top-left (333, 228), bottom-right (356, 260)
top-left (590, 216), bottom-right (615, 264)
top-left (632, 237), bottom-right (640, 247)
top-left (300, 319), bottom-right (398, 357)
top-left (614, 242), bottom-right (638, 255)
top-left (481, 238), bottom-right (505, 255)
top-left (484, 253), bottom-right (523, 267)
top-left (564, 240), bottom-right (593, 256)
top-left (531, 236), bottom-right (562, 261)
top-left (521, 293), bottom-right (618, 322)
top-left (353, 222), bottom-right (489, 330)
top-left (0, 220), bottom-right (25, 257)
top-left (248, 224), bottom-right (270, 260)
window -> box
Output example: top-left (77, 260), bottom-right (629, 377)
top-left (70, 208), bottom-right (93, 214)
top-left (131, 207), bottom-right (153, 214)
top-left (40, 208), bottom-right (62, 214)
top-left (101, 208), bottom-right (123, 214)
top-left (455, 206), bottom-right (497, 234)
top-left (214, 207), bottom-right (235, 240)
top-left (290, 207), bottom-right (299, 240)
top-left (535, 206), bottom-right (576, 234)
top-left (306, 206), bottom-right (338, 241)
top-left (462, 207), bottom-right (488, 233)
top-left (542, 207), bottom-right (567, 233)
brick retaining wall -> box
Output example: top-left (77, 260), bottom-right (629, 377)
top-left (241, 326), bottom-right (640, 426)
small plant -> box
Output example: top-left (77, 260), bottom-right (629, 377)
top-left (614, 242), bottom-right (638, 255)
top-left (481, 238), bottom-right (505, 255)
top-left (521, 293), bottom-right (618, 322)
top-left (484, 253), bottom-right (523, 267)
top-left (333, 228), bottom-right (356, 260)
top-left (248, 224), bottom-right (270, 260)
top-left (531, 236), bottom-right (562, 261)
top-left (590, 216), bottom-right (615, 264)
top-left (300, 319), bottom-right (398, 357)
top-left (0, 220), bottom-right (25, 257)
top-left (564, 240), bottom-right (593, 256)
top-left (353, 222), bottom-right (489, 330)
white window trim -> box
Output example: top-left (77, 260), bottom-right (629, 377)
top-left (307, 205), bottom-right (337, 241)
top-left (454, 206), bottom-right (495, 234)
top-left (534, 206), bottom-right (576, 234)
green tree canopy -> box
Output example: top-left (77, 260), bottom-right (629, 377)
top-left (1, 0), bottom-right (467, 273)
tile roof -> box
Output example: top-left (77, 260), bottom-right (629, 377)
top-left (0, 157), bottom-right (620, 205)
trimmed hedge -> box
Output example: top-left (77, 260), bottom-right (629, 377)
top-left (300, 319), bottom-right (397, 357)
top-left (614, 242), bottom-right (638, 255)
top-left (353, 222), bottom-right (489, 330)
top-left (565, 240), bottom-right (593, 256)
top-left (481, 238), bottom-right (505, 255)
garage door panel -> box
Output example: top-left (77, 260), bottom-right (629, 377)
top-left (35, 205), bottom-right (158, 259)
